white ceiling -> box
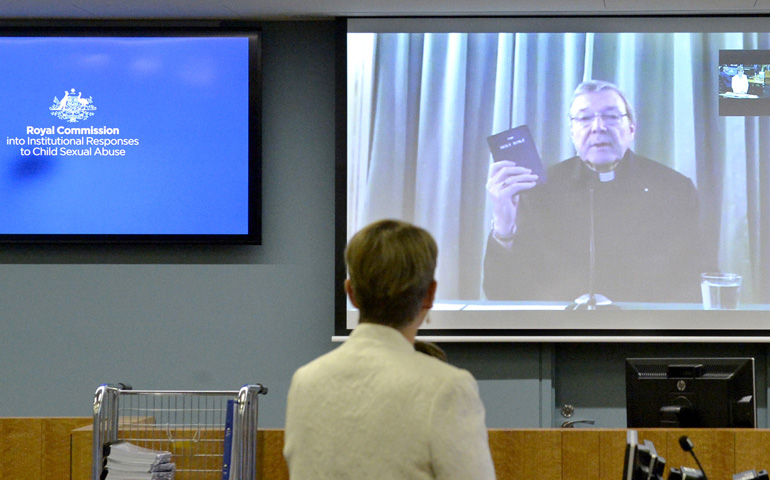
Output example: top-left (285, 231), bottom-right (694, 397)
top-left (2, 0), bottom-right (770, 20)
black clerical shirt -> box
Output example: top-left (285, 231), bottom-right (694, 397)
top-left (483, 151), bottom-right (711, 303)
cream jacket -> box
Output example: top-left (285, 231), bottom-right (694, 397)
top-left (284, 322), bottom-right (496, 480)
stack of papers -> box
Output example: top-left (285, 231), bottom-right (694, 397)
top-left (102, 441), bottom-right (175, 480)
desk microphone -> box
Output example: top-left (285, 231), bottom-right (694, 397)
top-left (679, 435), bottom-right (708, 480)
top-left (566, 187), bottom-right (618, 310)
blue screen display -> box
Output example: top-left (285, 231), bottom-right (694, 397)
top-left (0, 36), bottom-right (254, 238)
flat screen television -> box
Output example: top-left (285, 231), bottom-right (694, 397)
top-left (625, 357), bottom-right (756, 428)
top-left (0, 22), bottom-right (261, 244)
top-left (335, 15), bottom-right (770, 341)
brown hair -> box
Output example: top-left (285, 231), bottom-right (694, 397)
top-left (414, 340), bottom-right (448, 362)
top-left (345, 220), bottom-right (437, 328)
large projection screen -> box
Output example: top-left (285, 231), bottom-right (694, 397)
top-left (337, 16), bottom-right (770, 342)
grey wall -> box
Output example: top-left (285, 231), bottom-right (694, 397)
top-left (0, 20), bottom-right (767, 430)
top-left (0, 21), bottom-right (341, 427)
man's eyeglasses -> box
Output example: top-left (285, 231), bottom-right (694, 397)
top-left (570, 113), bottom-right (629, 127)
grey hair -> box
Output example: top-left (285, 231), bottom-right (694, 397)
top-left (572, 80), bottom-right (636, 124)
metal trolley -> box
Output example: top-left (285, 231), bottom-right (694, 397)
top-left (92, 383), bottom-right (268, 480)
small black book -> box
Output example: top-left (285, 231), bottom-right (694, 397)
top-left (486, 124), bottom-right (546, 184)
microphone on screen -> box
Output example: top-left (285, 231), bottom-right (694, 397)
top-left (565, 187), bottom-right (619, 310)
top-left (679, 436), bottom-right (708, 480)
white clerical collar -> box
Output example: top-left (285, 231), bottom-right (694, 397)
top-left (599, 171), bottom-right (616, 182)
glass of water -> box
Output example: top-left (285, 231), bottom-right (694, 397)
top-left (700, 272), bottom-right (742, 310)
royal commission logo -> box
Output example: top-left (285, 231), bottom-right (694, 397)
top-left (49, 88), bottom-right (96, 123)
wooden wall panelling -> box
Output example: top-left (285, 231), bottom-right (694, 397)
top-left (257, 430), bottom-right (288, 480)
top-left (0, 418), bottom-right (42, 480)
top-left (70, 425), bottom-right (91, 480)
top-left (735, 430), bottom-right (770, 473)
top-left (488, 429), bottom-right (562, 480)
top-left (663, 430), bottom-right (735, 480)
top-left (42, 418), bottom-right (92, 480)
top-left (598, 430), bottom-right (632, 480)
top-left (66, 426), bottom-right (770, 480)
top-left (570, 429), bottom-right (669, 480)
top-left (0, 417), bottom-right (90, 480)
top-left (563, 429), bottom-right (600, 480)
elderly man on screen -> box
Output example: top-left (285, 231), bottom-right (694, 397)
top-left (284, 219), bottom-right (496, 480)
top-left (483, 80), bottom-right (707, 304)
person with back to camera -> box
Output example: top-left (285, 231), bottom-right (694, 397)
top-left (483, 80), bottom-right (708, 304)
top-left (719, 65), bottom-right (733, 93)
top-left (283, 219), bottom-right (496, 480)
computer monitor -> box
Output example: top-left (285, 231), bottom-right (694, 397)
top-left (625, 357), bottom-right (756, 428)
top-left (623, 430), bottom-right (667, 480)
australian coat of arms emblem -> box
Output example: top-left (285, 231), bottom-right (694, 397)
top-left (50, 88), bottom-right (96, 123)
